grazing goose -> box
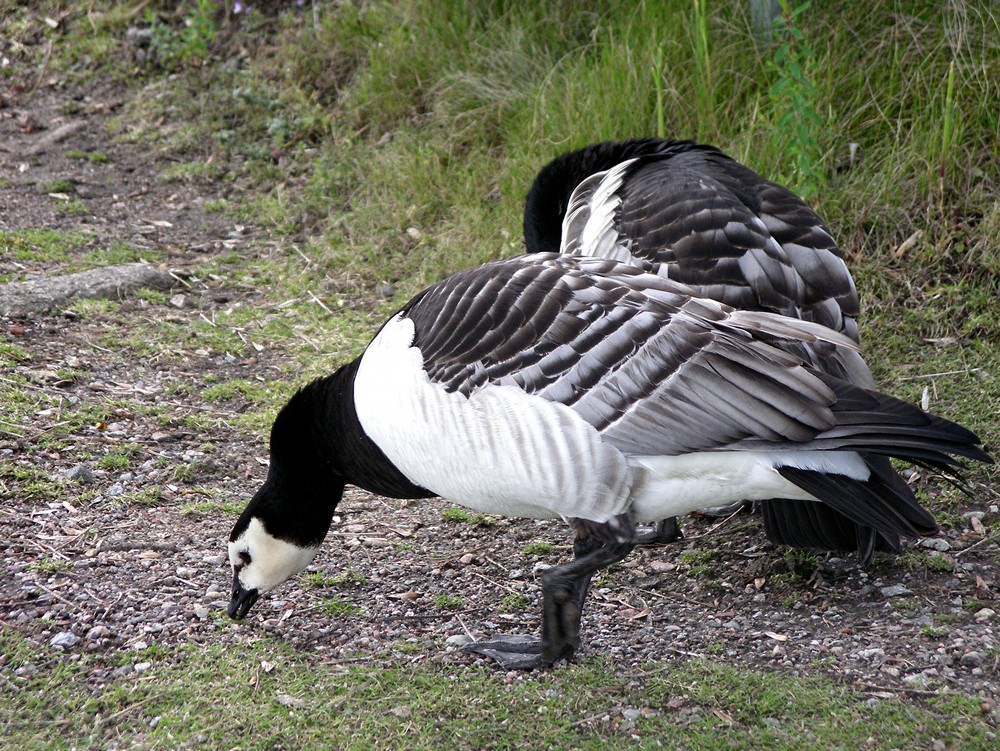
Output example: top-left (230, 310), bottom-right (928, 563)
top-left (227, 253), bottom-right (990, 670)
top-left (525, 138), bottom-right (875, 545)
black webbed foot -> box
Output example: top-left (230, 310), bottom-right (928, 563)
top-left (463, 635), bottom-right (552, 670)
top-left (464, 520), bottom-right (636, 670)
top-left (635, 517), bottom-right (683, 545)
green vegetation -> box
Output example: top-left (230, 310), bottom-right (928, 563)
top-left (2, 629), bottom-right (996, 751)
top-left (498, 592), bottom-right (530, 612)
top-left (320, 595), bottom-right (362, 617)
top-left (522, 541), bottom-right (555, 556)
top-left (433, 592), bottom-right (463, 610)
top-left (761, 0), bottom-right (825, 199)
top-left (65, 148), bottom-right (110, 163)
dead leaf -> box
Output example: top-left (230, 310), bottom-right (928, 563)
top-left (975, 575), bottom-right (992, 599)
top-left (389, 590), bottom-right (420, 601)
top-left (620, 607), bottom-right (651, 620)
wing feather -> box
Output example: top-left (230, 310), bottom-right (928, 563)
top-left (403, 254), bottom-right (861, 457)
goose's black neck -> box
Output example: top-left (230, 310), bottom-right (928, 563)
top-left (523, 138), bottom-right (714, 254)
top-left (293, 360), bottom-right (435, 501)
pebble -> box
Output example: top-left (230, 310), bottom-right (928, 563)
top-left (66, 465), bottom-right (94, 483)
top-left (86, 625), bottom-right (111, 640)
top-left (959, 651), bottom-right (985, 668)
top-left (974, 608), bottom-right (995, 622)
top-left (880, 585), bottom-right (912, 598)
top-left (134, 662), bottom-right (152, 673)
top-left (445, 634), bottom-right (474, 647)
top-left (918, 538), bottom-right (951, 552)
top-left (106, 484), bottom-right (124, 497)
top-left (51, 631), bottom-right (80, 649)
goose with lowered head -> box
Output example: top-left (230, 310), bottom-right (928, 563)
top-left (226, 252), bottom-right (990, 669)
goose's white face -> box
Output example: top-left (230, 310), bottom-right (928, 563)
top-left (227, 517), bottom-right (320, 619)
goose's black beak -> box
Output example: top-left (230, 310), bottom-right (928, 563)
top-left (228, 570), bottom-right (259, 620)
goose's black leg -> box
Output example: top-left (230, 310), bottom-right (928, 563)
top-left (464, 518), bottom-right (635, 670)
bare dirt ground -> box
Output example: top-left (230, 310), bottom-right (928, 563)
top-left (1, 76), bottom-right (998, 720)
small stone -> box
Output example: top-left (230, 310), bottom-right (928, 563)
top-left (51, 632), bottom-right (80, 649)
top-left (66, 465), bottom-right (94, 484)
top-left (106, 483), bottom-right (124, 497)
top-left (959, 651), bottom-right (985, 668)
top-left (918, 538), bottom-right (951, 552)
top-left (149, 716), bottom-right (162, 729)
top-left (134, 662), bottom-right (152, 673)
top-left (622, 708), bottom-right (641, 722)
top-left (880, 585), bottom-right (912, 598)
top-left (170, 294), bottom-right (193, 309)
top-left (445, 634), bottom-right (475, 647)
top-left (85, 625), bottom-right (111, 640)
top-left (276, 694), bottom-right (307, 709)
top-left (375, 282), bottom-right (396, 300)
top-left (974, 608), bottom-right (995, 622)
top-left (125, 26), bottom-right (153, 49)
top-left (193, 606), bottom-right (209, 620)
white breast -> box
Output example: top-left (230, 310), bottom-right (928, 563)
top-left (352, 314), bottom-right (635, 523)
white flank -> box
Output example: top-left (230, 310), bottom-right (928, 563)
top-left (229, 517), bottom-right (319, 593)
top-left (627, 450), bottom-right (870, 522)
top-left (353, 314), bottom-right (634, 523)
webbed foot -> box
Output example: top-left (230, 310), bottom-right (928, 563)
top-left (463, 635), bottom-right (561, 670)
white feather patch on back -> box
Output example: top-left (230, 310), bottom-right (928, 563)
top-left (561, 158), bottom-right (638, 262)
top-left (353, 314), bottom-right (634, 522)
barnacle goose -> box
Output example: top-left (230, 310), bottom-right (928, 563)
top-left (524, 138), bottom-right (877, 547)
top-left (227, 253), bottom-right (990, 669)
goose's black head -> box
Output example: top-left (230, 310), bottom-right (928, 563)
top-left (227, 373), bottom-right (350, 620)
top-left (523, 138), bottom-right (703, 254)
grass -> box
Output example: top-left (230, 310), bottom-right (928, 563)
top-left (1, 628), bottom-right (995, 751)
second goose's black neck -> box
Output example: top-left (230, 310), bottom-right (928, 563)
top-left (523, 138), bottom-right (721, 254)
